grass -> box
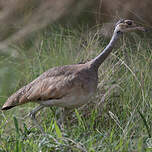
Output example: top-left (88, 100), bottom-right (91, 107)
top-left (0, 25), bottom-right (152, 152)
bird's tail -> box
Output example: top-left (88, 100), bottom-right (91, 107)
top-left (1, 87), bottom-right (27, 111)
top-left (1, 105), bottom-right (16, 110)
top-left (1, 94), bottom-right (19, 110)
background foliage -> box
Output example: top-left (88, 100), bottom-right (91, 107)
top-left (0, 0), bottom-right (152, 151)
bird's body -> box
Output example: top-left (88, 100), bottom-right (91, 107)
top-left (4, 63), bottom-right (98, 109)
top-left (1, 19), bottom-right (145, 133)
top-left (38, 64), bottom-right (97, 108)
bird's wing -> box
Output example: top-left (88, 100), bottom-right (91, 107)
top-left (20, 74), bottom-right (78, 103)
top-left (2, 65), bottom-right (85, 109)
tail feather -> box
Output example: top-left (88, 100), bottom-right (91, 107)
top-left (1, 93), bottom-right (19, 110)
top-left (1, 105), bottom-right (16, 110)
top-left (1, 87), bottom-right (26, 111)
top-left (1, 82), bottom-right (34, 111)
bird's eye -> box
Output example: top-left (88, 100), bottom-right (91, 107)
top-left (126, 21), bottom-right (132, 25)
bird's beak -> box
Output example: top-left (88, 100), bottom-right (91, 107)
top-left (135, 26), bottom-right (146, 32)
top-left (124, 25), bottom-right (146, 32)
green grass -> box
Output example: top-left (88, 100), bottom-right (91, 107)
top-left (0, 25), bottom-right (152, 152)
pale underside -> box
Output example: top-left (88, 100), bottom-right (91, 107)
top-left (39, 92), bottom-right (94, 108)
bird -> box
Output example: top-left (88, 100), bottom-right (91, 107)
top-left (1, 19), bottom-right (145, 133)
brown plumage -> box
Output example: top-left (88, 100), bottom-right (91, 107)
top-left (1, 19), bottom-right (145, 133)
top-left (2, 63), bottom-right (97, 109)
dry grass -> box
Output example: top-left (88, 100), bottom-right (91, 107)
top-left (0, 24), bottom-right (152, 151)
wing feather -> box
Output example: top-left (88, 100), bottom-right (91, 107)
top-left (25, 74), bottom-right (77, 102)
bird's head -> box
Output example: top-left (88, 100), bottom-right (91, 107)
top-left (114, 19), bottom-right (145, 34)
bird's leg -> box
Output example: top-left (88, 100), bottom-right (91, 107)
top-left (29, 105), bottom-right (44, 134)
top-left (60, 108), bottom-right (65, 130)
top-left (56, 108), bottom-right (64, 130)
top-left (57, 107), bottom-right (70, 130)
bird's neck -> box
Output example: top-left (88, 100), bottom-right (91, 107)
top-left (89, 32), bottom-right (121, 70)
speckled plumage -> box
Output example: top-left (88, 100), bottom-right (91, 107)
top-left (2, 63), bottom-right (98, 110)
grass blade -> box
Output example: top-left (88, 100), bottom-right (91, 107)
top-left (138, 109), bottom-right (151, 138)
top-left (13, 116), bottom-right (19, 135)
top-left (54, 120), bottom-right (62, 142)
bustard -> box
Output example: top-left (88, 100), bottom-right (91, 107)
top-left (1, 19), bottom-right (145, 133)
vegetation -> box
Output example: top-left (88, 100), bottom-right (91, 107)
top-left (0, 25), bottom-right (152, 152)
